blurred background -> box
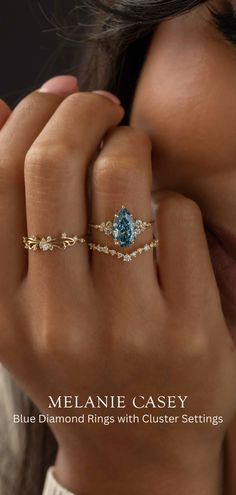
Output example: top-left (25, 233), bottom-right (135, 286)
top-left (0, 1), bottom-right (80, 107)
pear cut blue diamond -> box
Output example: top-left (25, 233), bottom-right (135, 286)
top-left (112, 207), bottom-right (136, 248)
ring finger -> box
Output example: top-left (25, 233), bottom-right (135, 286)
top-left (90, 126), bottom-right (159, 298)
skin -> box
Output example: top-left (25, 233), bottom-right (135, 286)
top-left (0, 1), bottom-right (236, 494)
top-left (131, 0), bottom-right (236, 327)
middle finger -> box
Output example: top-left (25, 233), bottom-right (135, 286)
top-left (24, 92), bottom-right (124, 280)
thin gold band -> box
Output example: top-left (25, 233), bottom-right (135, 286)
top-left (88, 239), bottom-right (159, 262)
top-left (23, 233), bottom-right (86, 252)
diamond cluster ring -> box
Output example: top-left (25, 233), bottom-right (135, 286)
top-left (89, 206), bottom-right (153, 248)
top-left (23, 233), bottom-right (86, 251)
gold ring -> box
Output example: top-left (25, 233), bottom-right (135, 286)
top-left (89, 206), bottom-right (153, 248)
top-left (88, 239), bottom-right (159, 262)
top-left (23, 232), bottom-right (86, 252)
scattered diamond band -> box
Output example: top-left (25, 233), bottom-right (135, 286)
top-left (23, 233), bottom-right (86, 252)
top-left (88, 239), bottom-right (159, 262)
top-left (89, 206), bottom-right (153, 248)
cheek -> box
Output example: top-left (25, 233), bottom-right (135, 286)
top-left (130, 25), bottom-right (236, 191)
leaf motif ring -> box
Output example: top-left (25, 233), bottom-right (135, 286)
top-left (23, 233), bottom-right (86, 252)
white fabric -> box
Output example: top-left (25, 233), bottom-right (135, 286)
top-left (43, 468), bottom-right (75, 495)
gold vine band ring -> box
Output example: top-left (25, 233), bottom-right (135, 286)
top-left (23, 233), bottom-right (86, 252)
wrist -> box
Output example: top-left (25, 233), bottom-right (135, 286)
top-left (151, 457), bottom-right (223, 495)
top-left (54, 445), bottom-right (223, 495)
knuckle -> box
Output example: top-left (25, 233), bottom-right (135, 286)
top-left (59, 92), bottom-right (123, 130)
top-left (33, 311), bottom-right (67, 358)
top-left (16, 93), bottom-right (36, 115)
top-left (93, 155), bottom-right (141, 195)
top-left (16, 92), bottom-right (45, 117)
top-left (170, 323), bottom-right (208, 361)
top-left (37, 329), bottom-right (63, 359)
top-left (61, 91), bottom-right (92, 107)
top-left (17, 91), bottom-right (61, 115)
top-left (61, 91), bottom-right (112, 113)
top-left (158, 313), bottom-right (209, 365)
top-left (36, 322), bottom-right (87, 362)
top-left (159, 194), bottom-right (202, 226)
top-left (180, 332), bottom-right (208, 359)
top-left (117, 126), bottom-right (152, 150)
top-left (165, 334), bottom-right (207, 368)
top-left (25, 143), bottom-right (76, 183)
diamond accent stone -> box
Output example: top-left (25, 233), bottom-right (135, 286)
top-left (104, 221), bottom-right (113, 235)
top-left (39, 238), bottom-right (52, 251)
top-left (123, 254), bottom-right (131, 262)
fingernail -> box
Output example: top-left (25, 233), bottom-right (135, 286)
top-left (93, 90), bottom-right (121, 105)
top-left (38, 75), bottom-right (79, 95)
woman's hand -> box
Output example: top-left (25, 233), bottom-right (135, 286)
top-left (0, 79), bottom-right (235, 495)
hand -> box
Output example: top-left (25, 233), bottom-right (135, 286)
top-left (0, 79), bottom-right (235, 495)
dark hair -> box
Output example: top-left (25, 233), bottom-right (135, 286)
top-left (65, 0), bottom-right (207, 119)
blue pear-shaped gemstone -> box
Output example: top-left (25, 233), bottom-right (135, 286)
top-left (112, 207), bottom-right (136, 247)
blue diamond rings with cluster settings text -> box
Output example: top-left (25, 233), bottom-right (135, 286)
top-left (89, 206), bottom-right (153, 248)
